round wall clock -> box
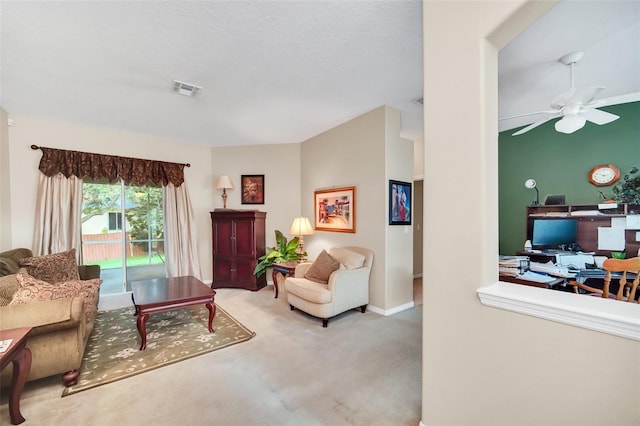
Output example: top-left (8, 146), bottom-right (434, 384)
top-left (588, 164), bottom-right (620, 187)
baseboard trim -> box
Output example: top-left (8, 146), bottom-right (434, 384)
top-left (368, 301), bottom-right (415, 316)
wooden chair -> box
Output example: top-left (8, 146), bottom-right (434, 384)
top-left (569, 257), bottom-right (640, 302)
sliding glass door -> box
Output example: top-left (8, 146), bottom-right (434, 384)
top-left (81, 181), bottom-right (165, 294)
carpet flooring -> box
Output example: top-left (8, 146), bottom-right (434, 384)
top-left (62, 304), bottom-right (255, 397)
top-left (1, 285), bottom-right (422, 426)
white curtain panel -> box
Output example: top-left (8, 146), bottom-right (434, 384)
top-left (32, 173), bottom-right (83, 257)
top-left (163, 182), bottom-right (202, 279)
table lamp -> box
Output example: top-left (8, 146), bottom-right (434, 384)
top-left (289, 217), bottom-right (314, 261)
top-left (216, 175), bottom-right (234, 208)
top-left (524, 178), bottom-right (539, 206)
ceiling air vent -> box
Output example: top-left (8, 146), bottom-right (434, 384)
top-left (412, 96), bottom-right (423, 106)
top-left (171, 80), bottom-right (202, 97)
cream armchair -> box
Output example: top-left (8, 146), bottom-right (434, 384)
top-left (284, 246), bottom-right (373, 327)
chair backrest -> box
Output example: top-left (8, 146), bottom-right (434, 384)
top-left (335, 246), bottom-right (374, 269)
top-left (602, 257), bottom-right (640, 302)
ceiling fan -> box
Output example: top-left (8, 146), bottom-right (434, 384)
top-left (502, 51), bottom-right (620, 136)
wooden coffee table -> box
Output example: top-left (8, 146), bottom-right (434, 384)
top-left (131, 276), bottom-right (216, 350)
top-left (0, 327), bottom-right (32, 425)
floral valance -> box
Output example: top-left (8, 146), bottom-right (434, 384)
top-left (33, 145), bottom-right (190, 187)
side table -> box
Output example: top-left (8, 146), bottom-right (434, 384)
top-left (271, 261), bottom-right (298, 299)
top-left (0, 327), bottom-right (33, 425)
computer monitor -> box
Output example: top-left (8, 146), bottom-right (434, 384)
top-left (531, 219), bottom-right (578, 249)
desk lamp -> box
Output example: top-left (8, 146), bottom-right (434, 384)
top-left (289, 217), bottom-right (314, 262)
top-left (525, 179), bottom-right (539, 205)
top-left (216, 175), bottom-right (234, 208)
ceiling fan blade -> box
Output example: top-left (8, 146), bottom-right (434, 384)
top-left (581, 108), bottom-right (620, 125)
top-left (555, 115), bottom-right (586, 134)
top-left (499, 110), bottom-right (557, 121)
top-left (512, 114), bottom-right (559, 136)
top-left (567, 86), bottom-right (605, 106)
top-left (550, 88), bottom-right (576, 109)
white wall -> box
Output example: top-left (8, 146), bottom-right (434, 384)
top-left (4, 115), bottom-right (214, 278)
top-left (421, 1), bottom-right (639, 425)
top-left (300, 106), bottom-right (413, 312)
top-left (0, 108), bottom-right (11, 250)
top-left (209, 143), bottom-right (301, 279)
top-left (385, 108), bottom-right (414, 311)
top-left (3, 108), bottom-right (412, 314)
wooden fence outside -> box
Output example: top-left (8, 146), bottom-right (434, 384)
top-left (82, 233), bottom-right (153, 262)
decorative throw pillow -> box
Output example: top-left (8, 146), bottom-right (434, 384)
top-left (329, 247), bottom-right (366, 270)
top-left (304, 249), bottom-right (340, 284)
top-left (20, 249), bottom-right (79, 284)
top-left (12, 270), bottom-right (100, 324)
top-left (0, 275), bottom-right (20, 306)
top-left (0, 248), bottom-right (33, 277)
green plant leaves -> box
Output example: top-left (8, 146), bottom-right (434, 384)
top-left (612, 166), bottom-right (640, 204)
top-left (253, 230), bottom-right (302, 277)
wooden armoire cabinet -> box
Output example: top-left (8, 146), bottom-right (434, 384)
top-left (210, 209), bottom-right (267, 291)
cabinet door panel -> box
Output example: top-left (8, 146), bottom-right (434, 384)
top-left (214, 220), bottom-right (233, 256)
top-left (235, 258), bottom-right (257, 283)
top-left (234, 220), bottom-right (255, 256)
top-left (213, 258), bottom-right (234, 283)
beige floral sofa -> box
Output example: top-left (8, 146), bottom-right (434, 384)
top-left (0, 248), bottom-right (101, 387)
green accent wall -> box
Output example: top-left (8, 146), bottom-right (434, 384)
top-left (499, 101), bottom-right (640, 255)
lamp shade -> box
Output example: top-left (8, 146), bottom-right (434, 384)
top-left (216, 175), bottom-right (234, 189)
top-left (289, 217), bottom-right (314, 236)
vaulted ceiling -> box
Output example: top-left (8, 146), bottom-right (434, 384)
top-left (1, 1), bottom-right (638, 147)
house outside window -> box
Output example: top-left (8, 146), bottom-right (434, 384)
top-left (108, 212), bottom-right (123, 231)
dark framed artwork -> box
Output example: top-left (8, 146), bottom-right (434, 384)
top-left (241, 175), bottom-right (265, 204)
top-left (389, 180), bottom-right (411, 225)
top-left (314, 186), bottom-right (356, 233)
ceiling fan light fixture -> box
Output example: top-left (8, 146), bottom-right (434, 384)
top-left (555, 115), bottom-right (586, 134)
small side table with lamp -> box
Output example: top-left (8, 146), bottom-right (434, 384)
top-left (270, 217), bottom-right (314, 299)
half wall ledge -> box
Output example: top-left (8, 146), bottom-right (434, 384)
top-left (477, 281), bottom-right (640, 341)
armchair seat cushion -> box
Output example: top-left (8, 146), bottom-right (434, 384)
top-left (285, 278), bottom-right (332, 304)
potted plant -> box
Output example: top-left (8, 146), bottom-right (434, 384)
top-left (611, 166), bottom-right (640, 205)
top-left (253, 230), bottom-right (304, 277)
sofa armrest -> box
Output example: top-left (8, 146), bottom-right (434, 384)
top-left (327, 267), bottom-right (371, 309)
top-left (294, 262), bottom-right (314, 278)
top-left (78, 264), bottom-right (101, 280)
top-left (0, 297), bottom-right (84, 336)
top-left (328, 267), bottom-right (370, 288)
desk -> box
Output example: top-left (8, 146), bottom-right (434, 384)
top-left (500, 274), bottom-right (565, 289)
top-left (271, 261), bottom-right (298, 299)
top-left (0, 327), bottom-right (32, 425)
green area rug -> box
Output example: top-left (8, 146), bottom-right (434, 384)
top-left (62, 304), bottom-right (255, 397)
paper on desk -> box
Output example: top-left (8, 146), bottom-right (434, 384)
top-left (611, 217), bottom-right (627, 228)
top-left (598, 226), bottom-right (625, 250)
top-left (556, 253), bottom-right (594, 269)
top-left (0, 338), bottom-right (13, 353)
top-left (627, 215), bottom-right (640, 230)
